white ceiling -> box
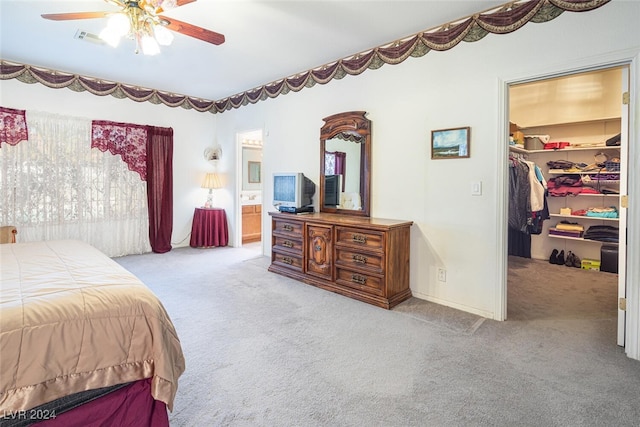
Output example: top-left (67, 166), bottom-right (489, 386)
top-left (0, 0), bottom-right (507, 101)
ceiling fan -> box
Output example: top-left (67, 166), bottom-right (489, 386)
top-left (41, 0), bottom-right (225, 55)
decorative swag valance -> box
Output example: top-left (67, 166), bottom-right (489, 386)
top-left (0, 0), bottom-right (610, 114)
top-left (92, 120), bottom-right (149, 180)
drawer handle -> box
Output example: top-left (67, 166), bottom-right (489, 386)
top-left (282, 240), bottom-right (293, 248)
top-left (352, 234), bottom-right (367, 244)
top-left (352, 254), bottom-right (367, 264)
top-left (282, 257), bottom-right (294, 265)
top-left (283, 224), bottom-right (294, 232)
top-left (351, 274), bottom-right (367, 285)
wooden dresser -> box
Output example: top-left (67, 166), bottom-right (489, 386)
top-left (268, 211), bottom-right (413, 309)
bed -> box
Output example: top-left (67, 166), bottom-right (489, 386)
top-left (0, 240), bottom-right (185, 426)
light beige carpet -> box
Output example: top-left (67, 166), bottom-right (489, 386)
top-left (113, 247), bottom-right (638, 427)
top-left (507, 255), bottom-right (618, 321)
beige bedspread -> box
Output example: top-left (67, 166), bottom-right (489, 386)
top-left (0, 240), bottom-right (185, 412)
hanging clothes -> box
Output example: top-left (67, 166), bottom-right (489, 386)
top-left (509, 155), bottom-right (532, 257)
top-left (524, 160), bottom-right (545, 212)
top-left (509, 155), bottom-right (531, 233)
top-left (508, 154), bottom-right (549, 257)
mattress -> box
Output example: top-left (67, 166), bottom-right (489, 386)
top-left (0, 240), bottom-right (185, 415)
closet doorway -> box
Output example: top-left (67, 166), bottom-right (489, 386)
top-left (506, 65), bottom-right (629, 346)
top-left (235, 129), bottom-right (263, 252)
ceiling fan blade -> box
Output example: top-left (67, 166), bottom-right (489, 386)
top-left (159, 16), bottom-right (225, 45)
top-left (149, 0), bottom-right (195, 13)
top-left (175, 0), bottom-right (197, 7)
top-left (103, 0), bottom-right (125, 7)
top-left (41, 11), bottom-right (111, 21)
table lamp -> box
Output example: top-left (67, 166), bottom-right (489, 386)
top-left (201, 173), bottom-right (222, 208)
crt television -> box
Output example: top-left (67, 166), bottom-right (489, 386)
top-left (273, 172), bottom-right (316, 210)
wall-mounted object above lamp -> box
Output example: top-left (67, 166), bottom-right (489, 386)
top-left (201, 173), bottom-right (222, 208)
top-left (204, 146), bottom-right (223, 162)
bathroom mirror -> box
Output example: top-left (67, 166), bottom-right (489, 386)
top-left (319, 111), bottom-right (371, 217)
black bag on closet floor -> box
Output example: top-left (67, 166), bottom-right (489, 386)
top-left (601, 245), bottom-right (618, 273)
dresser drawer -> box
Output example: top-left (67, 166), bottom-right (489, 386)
top-left (335, 267), bottom-right (384, 296)
top-left (273, 235), bottom-right (303, 254)
top-left (272, 249), bottom-right (303, 272)
top-left (335, 247), bottom-right (384, 274)
top-left (273, 219), bottom-right (303, 238)
top-left (335, 227), bottom-right (384, 251)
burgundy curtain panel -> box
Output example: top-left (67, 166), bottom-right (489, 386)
top-left (146, 126), bottom-right (174, 253)
top-left (334, 152), bottom-right (346, 191)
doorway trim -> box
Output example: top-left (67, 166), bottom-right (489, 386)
top-left (496, 49), bottom-right (640, 360)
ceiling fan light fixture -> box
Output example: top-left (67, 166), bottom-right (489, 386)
top-left (107, 13), bottom-right (131, 37)
top-left (42, 0), bottom-right (226, 55)
top-left (99, 27), bottom-right (122, 47)
top-left (140, 34), bottom-right (161, 55)
top-left (99, 13), bottom-right (130, 47)
top-left (153, 24), bottom-right (174, 46)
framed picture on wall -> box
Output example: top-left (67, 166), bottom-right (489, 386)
top-left (431, 127), bottom-right (470, 159)
top-left (248, 161), bottom-right (261, 183)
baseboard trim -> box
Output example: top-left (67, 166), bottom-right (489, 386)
top-left (410, 291), bottom-right (495, 320)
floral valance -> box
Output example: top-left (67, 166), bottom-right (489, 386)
top-left (0, 106), bottom-right (28, 147)
top-left (91, 120), bottom-right (148, 180)
top-left (0, 0), bottom-right (610, 115)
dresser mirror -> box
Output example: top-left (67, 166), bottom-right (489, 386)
top-left (319, 111), bottom-right (371, 217)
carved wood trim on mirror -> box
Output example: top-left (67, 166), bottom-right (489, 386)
top-left (320, 111), bottom-right (371, 217)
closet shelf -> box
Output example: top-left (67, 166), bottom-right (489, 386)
top-left (548, 193), bottom-right (619, 198)
top-left (516, 117), bottom-right (621, 130)
top-left (549, 213), bottom-right (619, 222)
top-left (548, 234), bottom-right (618, 244)
top-left (509, 145), bottom-right (619, 155)
top-left (548, 169), bottom-right (620, 175)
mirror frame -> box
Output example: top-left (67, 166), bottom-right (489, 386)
top-left (319, 111), bottom-right (371, 217)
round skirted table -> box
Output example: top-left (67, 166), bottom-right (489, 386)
top-left (190, 207), bottom-right (229, 248)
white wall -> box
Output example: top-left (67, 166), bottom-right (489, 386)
top-left (212, 1), bottom-right (640, 321)
top-left (1, 1), bottom-right (638, 354)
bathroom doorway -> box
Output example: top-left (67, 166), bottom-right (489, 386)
top-left (236, 130), bottom-right (263, 253)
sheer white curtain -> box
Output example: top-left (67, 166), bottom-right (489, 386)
top-left (0, 111), bottom-right (151, 257)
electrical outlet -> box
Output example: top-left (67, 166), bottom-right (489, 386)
top-left (437, 268), bottom-right (446, 282)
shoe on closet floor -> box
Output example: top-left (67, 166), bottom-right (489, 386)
top-left (549, 249), bottom-right (559, 264)
top-left (571, 252), bottom-right (581, 268)
top-left (557, 250), bottom-right (565, 265)
top-left (565, 251), bottom-right (575, 267)
top-left (565, 251), bottom-right (581, 268)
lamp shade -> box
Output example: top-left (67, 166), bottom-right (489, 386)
top-left (202, 173), bottom-right (222, 189)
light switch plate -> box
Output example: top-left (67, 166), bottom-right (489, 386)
top-left (471, 181), bottom-right (482, 196)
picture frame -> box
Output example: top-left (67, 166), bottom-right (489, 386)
top-left (248, 161), bottom-right (261, 183)
top-left (431, 127), bottom-right (470, 159)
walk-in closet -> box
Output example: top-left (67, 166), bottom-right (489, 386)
top-left (507, 66), bottom-right (628, 344)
